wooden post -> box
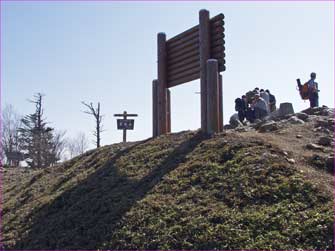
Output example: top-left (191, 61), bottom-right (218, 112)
top-left (123, 111), bottom-right (127, 143)
top-left (123, 128), bottom-right (127, 143)
top-left (114, 112), bottom-right (138, 143)
top-left (157, 32), bottom-right (168, 135)
top-left (152, 80), bottom-right (159, 137)
top-left (218, 74), bottom-right (223, 132)
top-left (199, 9), bottom-right (211, 133)
top-left (206, 59), bottom-right (219, 134)
top-left (167, 89), bottom-right (171, 133)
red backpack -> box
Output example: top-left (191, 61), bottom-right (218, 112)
top-left (296, 79), bottom-right (309, 100)
top-left (300, 83), bottom-right (309, 100)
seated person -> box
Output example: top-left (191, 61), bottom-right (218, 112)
top-left (251, 94), bottom-right (268, 120)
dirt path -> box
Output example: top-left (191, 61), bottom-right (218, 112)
top-left (239, 123), bottom-right (334, 196)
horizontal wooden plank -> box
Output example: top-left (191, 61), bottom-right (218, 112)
top-left (168, 60), bottom-right (199, 77)
top-left (212, 34), bottom-right (224, 44)
top-left (211, 45), bottom-right (224, 54)
top-left (210, 27), bottom-right (225, 37)
top-left (167, 50), bottom-right (199, 66)
top-left (211, 32), bottom-right (225, 42)
top-left (211, 38), bottom-right (224, 48)
top-left (167, 72), bottom-right (200, 88)
top-left (217, 58), bottom-right (225, 64)
top-left (167, 56), bottom-right (199, 72)
top-left (213, 47), bottom-right (225, 54)
top-left (114, 114), bottom-right (138, 117)
top-left (167, 13), bottom-right (223, 47)
top-left (167, 30), bottom-right (198, 50)
top-left (168, 51), bottom-right (224, 72)
top-left (168, 70), bottom-right (199, 84)
top-left (211, 26), bottom-right (225, 36)
top-left (167, 24), bottom-right (198, 44)
top-left (167, 26), bottom-right (198, 47)
top-left (211, 45), bottom-right (225, 55)
top-left (219, 64), bottom-right (226, 72)
top-left (168, 44), bottom-right (199, 62)
top-left (169, 57), bottom-right (224, 74)
top-left (210, 19), bottom-right (224, 29)
top-left (168, 66), bottom-right (200, 82)
top-left (210, 13), bottom-right (224, 23)
top-left (212, 55), bottom-right (225, 63)
top-left (217, 56), bottom-right (224, 61)
top-left (211, 33), bottom-right (225, 41)
top-left (218, 62), bottom-right (226, 72)
top-left (212, 52), bottom-right (225, 61)
top-left (169, 69), bottom-right (200, 84)
top-left (168, 42), bottom-right (223, 70)
top-left (164, 12), bottom-right (224, 85)
top-left (167, 36), bottom-right (199, 57)
top-left (167, 27), bottom-right (223, 61)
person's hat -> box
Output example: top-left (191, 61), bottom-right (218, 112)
top-left (311, 72), bottom-right (316, 78)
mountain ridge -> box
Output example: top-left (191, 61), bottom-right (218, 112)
top-left (3, 106), bottom-right (334, 250)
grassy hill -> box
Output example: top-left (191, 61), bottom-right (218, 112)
top-left (2, 108), bottom-right (334, 250)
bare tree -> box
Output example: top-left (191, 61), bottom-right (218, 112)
top-left (1, 104), bottom-right (22, 165)
top-left (51, 130), bottom-right (67, 164)
top-left (67, 140), bottom-right (77, 159)
top-left (67, 132), bottom-right (89, 158)
top-left (81, 101), bottom-right (104, 148)
top-left (76, 132), bottom-right (89, 154)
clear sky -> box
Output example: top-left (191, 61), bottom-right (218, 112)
top-left (1, 1), bottom-right (334, 148)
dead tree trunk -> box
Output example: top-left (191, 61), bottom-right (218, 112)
top-left (82, 101), bottom-right (103, 148)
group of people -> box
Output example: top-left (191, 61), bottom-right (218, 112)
top-left (232, 72), bottom-right (320, 125)
top-left (234, 88), bottom-right (276, 123)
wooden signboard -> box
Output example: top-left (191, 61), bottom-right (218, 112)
top-left (114, 111), bottom-right (138, 143)
top-left (153, 9), bottom-right (225, 137)
top-left (117, 119), bottom-right (134, 130)
top-left (166, 13), bottom-right (225, 88)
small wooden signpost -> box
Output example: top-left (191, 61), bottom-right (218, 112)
top-left (152, 9), bottom-right (225, 137)
top-left (114, 111), bottom-right (138, 143)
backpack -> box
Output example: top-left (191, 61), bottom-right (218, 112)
top-left (235, 98), bottom-right (244, 111)
top-left (300, 83), bottom-right (310, 100)
top-left (297, 78), bottom-right (309, 100)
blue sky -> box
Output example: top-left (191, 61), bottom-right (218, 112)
top-left (1, 1), bottom-right (334, 148)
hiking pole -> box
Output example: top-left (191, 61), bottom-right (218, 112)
top-left (296, 78), bottom-right (302, 89)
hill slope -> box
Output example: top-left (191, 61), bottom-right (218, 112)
top-left (2, 107), bottom-right (334, 250)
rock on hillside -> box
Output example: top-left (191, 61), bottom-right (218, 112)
top-left (2, 107), bottom-right (334, 250)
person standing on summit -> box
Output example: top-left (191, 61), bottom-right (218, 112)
top-left (260, 89), bottom-right (270, 112)
top-left (307, 72), bottom-right (319, 108)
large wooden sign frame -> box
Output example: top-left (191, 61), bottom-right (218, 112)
top-left (153, 9), bottom-right (225, 137)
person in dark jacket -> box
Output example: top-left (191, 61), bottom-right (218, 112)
top-left (235, 98), bottom-right (245, 122)
top-left (235, 96), bottom-right (247, 122)
top-left (266, 89), bottom-right (276, 112)
top-left (243, 94), bottom-right (255, 123)
top-left (242, 95), bottom-right (248, 109)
